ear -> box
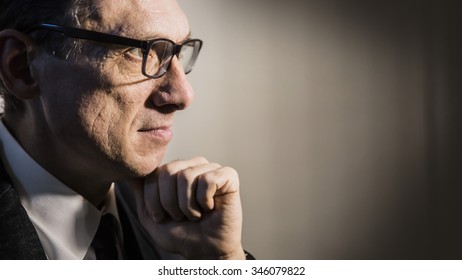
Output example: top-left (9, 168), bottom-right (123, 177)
top-left (0, 29), bottom-right (40, 100)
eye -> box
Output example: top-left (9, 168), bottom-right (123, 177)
top-left (123, 47), bottom-right (144, 60)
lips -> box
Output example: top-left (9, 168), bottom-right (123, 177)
top-left (138, 125), bottom-right (173, 143)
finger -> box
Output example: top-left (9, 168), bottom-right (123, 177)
top-left (157, 157), bottom-right (209, 221)
top-left (177, 162), bottom-right (222, 221)
top-left (196, 166), bottom-right (240, 212)
top-left (143, 174), bottom-right (165, 223)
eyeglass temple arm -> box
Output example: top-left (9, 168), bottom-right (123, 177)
top-left (25, 23), bottom-right (148, 49)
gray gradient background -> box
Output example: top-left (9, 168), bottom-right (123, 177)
top-left (165, 0), bottom-right (462, 259)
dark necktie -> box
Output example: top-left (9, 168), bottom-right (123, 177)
top-left (91, 214), bottom-right (119, 260)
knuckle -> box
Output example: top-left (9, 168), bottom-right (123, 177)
top-left (193, 156), bottom-right (209, 164)
top-left (163, 164), bottom-right (178, 176)
top-left (156, 166), bottom-right (170, 179)
top-left (209, 162), bottom-right (222, 169)
top-left (176, 169), bottom-right (195, 186)
top-left (223, 166), bottom-right (239, 178)
top-left (197, 172), bottom-right (213, 185)
top-left (223, 165), bottom-right (237, 173)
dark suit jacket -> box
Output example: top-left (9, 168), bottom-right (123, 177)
top-left (0, 162), bottom-right (161, 260)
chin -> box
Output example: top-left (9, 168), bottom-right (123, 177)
top-left (123, 152), bottom-right (165, 178)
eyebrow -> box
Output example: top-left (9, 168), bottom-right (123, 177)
top-left (138, 30), bottom-right (192, 43)
top-left (182, 31), bottom-right (192, 42)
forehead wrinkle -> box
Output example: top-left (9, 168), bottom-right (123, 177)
top-left (81, 0), bottom-right (189, 42)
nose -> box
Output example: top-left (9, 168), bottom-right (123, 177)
top-left (151, 58), bottom-right (195, 111)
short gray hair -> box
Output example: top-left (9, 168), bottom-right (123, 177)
top-left (0, 0), bottom-right (92, 114)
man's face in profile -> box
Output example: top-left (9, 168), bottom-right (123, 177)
top-left (32, 0), bottom-right (194, 181)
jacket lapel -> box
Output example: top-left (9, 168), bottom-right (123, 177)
top-left (0, 163), bottom-right (47, 260)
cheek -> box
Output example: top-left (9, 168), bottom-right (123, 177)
top-left (77, 92), bottom-right (138, 157)
top-left (39, 57), bottom-right (164, 175)
top-left (82, 94), bottom-right (167, 176)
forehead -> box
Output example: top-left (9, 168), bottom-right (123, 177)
top-left (83, 0), bottom-right (190, 41)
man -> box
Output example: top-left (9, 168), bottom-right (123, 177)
top-left (0, 0), bottom-right (248, 260)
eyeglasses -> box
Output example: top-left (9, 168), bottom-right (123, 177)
top-left (27, 23), bottom-right (203, 79)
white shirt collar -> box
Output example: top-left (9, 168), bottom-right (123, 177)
top-left (0, 119), bottom-right (119, 260)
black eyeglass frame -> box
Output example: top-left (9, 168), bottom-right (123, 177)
top-left (27, 23), bottom-right (203, 79)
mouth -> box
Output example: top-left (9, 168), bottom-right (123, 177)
top-left (137, 126), bottom-right (173, 143)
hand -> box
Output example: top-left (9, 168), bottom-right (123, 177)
top-left (131, 157), bottom-right (244, 259)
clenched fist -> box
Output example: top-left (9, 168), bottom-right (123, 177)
top-left (132, 157), bottom-right (244, 259)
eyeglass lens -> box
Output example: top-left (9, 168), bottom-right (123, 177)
top-left (144, 40), bottom-right (201, 78)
